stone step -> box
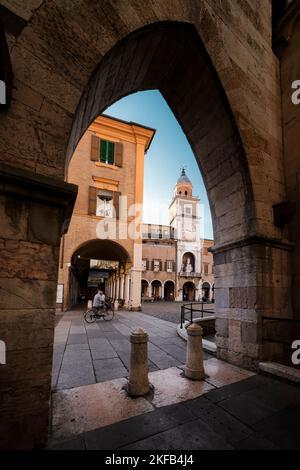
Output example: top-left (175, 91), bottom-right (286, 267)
top-left (259, 361), bottom-right (300, 383)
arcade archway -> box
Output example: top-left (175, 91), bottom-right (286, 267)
top-left (151, 280), bottom-right (162, 300)
top-left (183, 282), bottom-right (195, 302)
top-left (67, 239), bottom-right (131, 309)
top-left (202, 282), bottom-right (211, 302)
top-left (164, 280), bottom-right (175, 301)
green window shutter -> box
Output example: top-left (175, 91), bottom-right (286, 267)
top-left (100, 139), bottom-right (107, 163)
top-left (107, 142), bottom-right (115, 164)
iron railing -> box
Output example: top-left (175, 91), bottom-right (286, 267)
top-left (180, 302), bottom-right (214, 328)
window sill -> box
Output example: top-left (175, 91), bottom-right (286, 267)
top-left (95, 162), bottom-right (119, 171)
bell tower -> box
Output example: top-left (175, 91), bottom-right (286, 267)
top-left (169, 168), bottom-right (202, 300)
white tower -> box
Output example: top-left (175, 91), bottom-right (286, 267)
top-left (169, 169), bottom-right (202, 301)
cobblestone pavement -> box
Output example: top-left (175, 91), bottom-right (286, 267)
top-left (50, 373), bottom-right (300, 450)
top-left (140, 301), bottom-right (215, 324)
top-left (52, 309), bottom-right (212, 391)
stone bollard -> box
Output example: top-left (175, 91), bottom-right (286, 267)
top-left (114, 299), bottom-right (119, 311)
top-left (185, 323), bottom-right (205, 380)
top-left (127, 328), bottom-right (150, 396)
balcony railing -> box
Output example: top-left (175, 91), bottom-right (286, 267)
top-left (179, 271), bottom-right (202, 277)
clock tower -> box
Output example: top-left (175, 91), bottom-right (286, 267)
top-left (169, 168), bottom-right (202, 301)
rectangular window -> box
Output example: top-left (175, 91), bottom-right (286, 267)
top-left (151, 228), bottom-right (160, 239)
top-left (203, 263), bottom-right (209, 275)
top-left (154, 260), bottom-right (160, 272)
top-left (162, 228), bottom-right (170, 239)
top-left (167, 260), bottom-right (173, 272)
top-left (142, 260), bottom-right (147, 272)
top-left (100, 140), bottom-right (115, 165)
top-left (96, 189), bottom-right (113, 217)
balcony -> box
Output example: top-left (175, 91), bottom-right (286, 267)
top-left (179, 271), bottom-right (202, 278)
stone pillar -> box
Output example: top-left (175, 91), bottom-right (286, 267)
top-left (159, 285), bottom-right (162, 298)
top-left (198, 280), bottom-right (203, 302)
top-left (129, 267), bottom-right (142, 311)
top-left (185, 323), bottom-right (205, 380)
top-left (116, 277), bottom-right (120, 301)
top-left (127, 328), bottom-right (149, 396)
top-left (176, 288), bottom-right (183, 302)
top-left (120, 275), bottom-right (125, 301)
top-left (124, 273), bottom-right (130, 308)
top-left (212, 237), bottom-right (293, 370)
top-left (113, 278), bottom-right (116, 300)
top-left (0, 163), bottom-right (77, 450)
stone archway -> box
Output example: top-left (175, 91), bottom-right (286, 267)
top-left (0, 3), bottom-right (288, 449)
top-left (202, 282), bottom-right (211, 302)
top-left (67, 239), bottom-right (131, 310)
top-left (183, 282), bottom-right (195, 302)
top-left (164, 280), bottom-right (175, 301)
top-left (151, 280), bottom-right (162, 300)
top-left (141, 279), bottom-right (149, 298)
top-left (64, 21), bottom-right (275, 374)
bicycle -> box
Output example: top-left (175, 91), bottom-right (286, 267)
top-left (84, 301), bottom-right (114, 323)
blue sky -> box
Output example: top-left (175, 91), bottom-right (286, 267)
top-left (104, 90), bottom-right (213, 240)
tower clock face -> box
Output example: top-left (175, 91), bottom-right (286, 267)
top-left (183, 229), bottom-right (196, 241)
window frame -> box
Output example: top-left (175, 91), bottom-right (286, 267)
top-left (100, 139), bottom-right (115, 165)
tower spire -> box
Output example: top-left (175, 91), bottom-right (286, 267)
top-left (177, 167), bottom-right (192, 186)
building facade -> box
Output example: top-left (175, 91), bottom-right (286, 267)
top-left (57, 114), bottom-right (155, 311)
top-left (142, 169), bottom-right (214, 303)
top-left (57, 118), bottom-right (214, 311)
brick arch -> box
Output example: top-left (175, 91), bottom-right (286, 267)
top-left (66, 21), bottom-right (254, 246)
top-left (71, 238), bottom-right (132, 264)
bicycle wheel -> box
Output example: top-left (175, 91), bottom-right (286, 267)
top-left (84, 309), bottom-right (96, 323)
top-left (103, 306), bottom-right (114, 321)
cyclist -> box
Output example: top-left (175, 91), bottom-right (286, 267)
top-left (92, 287), bottom-right (105, 312)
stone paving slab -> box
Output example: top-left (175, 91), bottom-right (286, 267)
top-left (49, 374), bottom-right (300, 450)
top-left (183, 396), bottom-right (253, 444)
top-left (253, 405), bottom-right (300, 450)
top-left (50, 359), bottom-right (253, 444)
top-left (120, 418), bottom-right (233, 450)
top-left (93, 357), bottom-right (128, 382)
top-left (50, 377), bottom-right (154, 446)
top-left (53, 308), bottom-right (200, 391)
